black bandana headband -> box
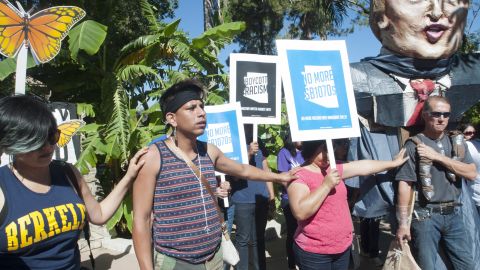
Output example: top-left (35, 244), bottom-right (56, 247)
top-left (162, 88), bottom-right (203, 115)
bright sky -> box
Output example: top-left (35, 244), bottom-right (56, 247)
top-left (173, 1), bottom-right (479, 64)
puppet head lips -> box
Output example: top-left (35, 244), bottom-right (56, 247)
top-left (424, 24), bottom-right (449, 43)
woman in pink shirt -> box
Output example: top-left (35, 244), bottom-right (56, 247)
top-left (288, 140), bottom-right (407, 270)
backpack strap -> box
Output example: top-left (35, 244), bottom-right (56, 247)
top-left (407, 135), bottom-right (435, 201)
top-left (55, 161), bottom-right (95, 270)
top-left (449, 131), bottom-right (465, 161)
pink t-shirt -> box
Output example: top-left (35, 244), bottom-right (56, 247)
top-left (293, 164), bottom-right (353, 254)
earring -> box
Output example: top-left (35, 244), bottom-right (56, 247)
top-left (173, 126), bottom-right (177, 138)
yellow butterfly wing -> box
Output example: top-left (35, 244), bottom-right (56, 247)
top-left (57, 119), bottom-right (85, 148)
top-left (27, 6), bottom-right (85, 63)
top-left (0, 0), bottom-right (25, 58)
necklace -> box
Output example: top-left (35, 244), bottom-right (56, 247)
top-left (169, 137), bottom-right (209, 232)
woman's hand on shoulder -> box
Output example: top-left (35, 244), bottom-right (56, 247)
top-left (125, 147), bottom-right (148, 181)
top-left (392, 148), bottom-right (409, 167)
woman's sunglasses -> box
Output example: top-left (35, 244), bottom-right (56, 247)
top-left (464, 131), bottom-right (475, 136)
top-left (47, 129), bottom-right (61, 146)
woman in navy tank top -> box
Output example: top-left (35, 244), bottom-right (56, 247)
top-left (0, 95), bottom-right (147, 270)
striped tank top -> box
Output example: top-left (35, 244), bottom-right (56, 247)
top-left (153, 140), bottom-right (221, 264)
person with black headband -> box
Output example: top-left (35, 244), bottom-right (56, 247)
top-left (132, 79), bottom-right (297, 270)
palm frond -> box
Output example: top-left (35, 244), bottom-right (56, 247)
top-left (117, 64), bottom-right (159, 83)
top-left (104, 84), bottom-right (131, 163)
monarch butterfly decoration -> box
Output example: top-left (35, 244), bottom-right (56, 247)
top-left (0, 0), bottom-right (86, 94)
top-left (57, 119), bottom-right (85, 148)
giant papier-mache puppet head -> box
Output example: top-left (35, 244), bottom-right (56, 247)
top-left (370, 0), bottom-right (469, 59)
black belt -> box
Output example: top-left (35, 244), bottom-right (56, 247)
top-left (422, 202), bottom-right (461, 215)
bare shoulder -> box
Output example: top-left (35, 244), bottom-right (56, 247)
top-left (136, 144), bottom-right (161, 180)
top-left (144, 144), bottom-right (161, 161)
top-left (205, 142), bottom-right (221, 164)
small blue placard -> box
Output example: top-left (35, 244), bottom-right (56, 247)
top-left (198, 102), bottom-right (248, 164)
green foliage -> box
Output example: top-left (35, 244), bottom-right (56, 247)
top-left (227, 0), bottom-right (285, 54)
top-left (0, 55), bottom-right (36, 81)
top-left (286, 0), bottom-right (348, 39)
top-left (77, 103), bottom-right (96, 118)
top-left (68, 20), bottom-right (108, 61)
top-left (71, 0), bottom-right (244, 236)
top-left (192, 21), bottom-right (246, 49)
top-left (462, 103), bottom-right (480, 126)
top-left (461, 31), bottom-right (480, 53)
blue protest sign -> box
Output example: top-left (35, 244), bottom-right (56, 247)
top-left (276, 40), bottom-right (360, 141)
top-left (198, 102), bottom-right (248, 164)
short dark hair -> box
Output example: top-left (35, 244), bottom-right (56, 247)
top-left (458, 122), bottom-right (476, 133)
top-left (160, 79), bottom-right (206, 117)
top-left (0, 95), bottom-right (57, 155)
top-left (301, 140), bottom-right (326, 163)
top-left (282, 130), bottom-right (297, 157)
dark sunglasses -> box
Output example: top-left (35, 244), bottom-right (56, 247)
top-left (47, 129), bottom-right (61, 146)
top-left (429, 111), bottom-right (451, 118)
top-left (464, 131), bottom-right (475, 136)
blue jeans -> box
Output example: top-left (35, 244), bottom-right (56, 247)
top-left (233, 202), bottom-right (268, 270)
top-left (410, 207), bottom-right (474, 270)
top-left (293, 242), bottom-right (350, 270)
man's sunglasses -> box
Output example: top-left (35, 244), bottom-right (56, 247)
top-left (464, 131), bottom-right (475, 136)
top-left (429, 111), bottom-right (451, 118)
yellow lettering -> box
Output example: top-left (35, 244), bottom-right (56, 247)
top-left (5, 222), bottom-right (18, 251)
top-left (29, 211), bottom-right (47, 243)
top-left (76, 203), bottom-right (86, 229)
top-left (18, 215), bottom-right (32, 248)
top-left (66, 203), bottom-right (79, 230)
top-left (43, 207), bottom-right (60, 237)
top-left (56, 205), bottom-right (71, 233)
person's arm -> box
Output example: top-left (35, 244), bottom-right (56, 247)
top-left (342, 148), bottom-right (408, 179)
top-left (263, 159), bottom-right (275, 200)
top-left (132, 145), bottom-right (160, 270)
top-left (287, 169), bottom-right (341, 221)
top-left (396, 180), bottom-right (413, 245)
top-left (417, 143), bottom-right (477, 180)
top-left (208, 143), bottom-right (296, 184)
top-left (72, 148), bottom-right (147, 225)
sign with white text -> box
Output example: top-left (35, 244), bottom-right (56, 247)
top-left (229, 53), bottom-right (281, 125)
top-left (198, 102), bottom-right (248, 164)
top-left (276, 40), bottom-right (360, 141)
